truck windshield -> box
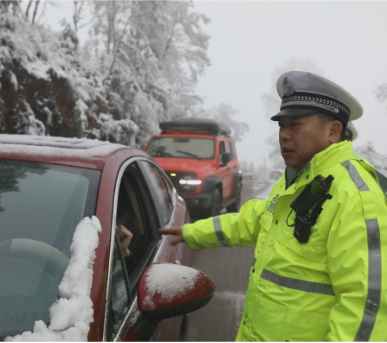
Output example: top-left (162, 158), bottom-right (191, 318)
top-left (146, 137), bottom-right (215, 159)
top-left (0, 159), bottom-right (100, 339)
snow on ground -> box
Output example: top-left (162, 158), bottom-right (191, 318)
top-left (5, 216), bottom-right (102, 342)
top-left (181, 290), bottom-right (246, 341)
top-left (143, 263), bottom-right (200, 311)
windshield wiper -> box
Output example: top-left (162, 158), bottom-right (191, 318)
top-left (176, 150), bottom-right (202, 160)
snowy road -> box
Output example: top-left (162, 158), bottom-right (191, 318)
top-left (181, 178), bottom-right (271, 341)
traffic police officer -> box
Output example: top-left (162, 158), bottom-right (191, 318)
top-left (160, 71), bottom-right (387, 341)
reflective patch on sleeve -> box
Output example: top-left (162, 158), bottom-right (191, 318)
top-left (341, 161), bottom-right (369, 191)
top-left (213, 216), bottom-right (228, 247)
top-left (355, 219), bottom-right (381, 342)
top-left (261, 269), bottom-right (335, 296)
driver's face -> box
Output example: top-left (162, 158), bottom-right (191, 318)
top-left (278, 114), bottom-right (332, 172)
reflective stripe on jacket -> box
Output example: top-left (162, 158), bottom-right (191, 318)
top-left (182, 140), bottom-right (387, 342)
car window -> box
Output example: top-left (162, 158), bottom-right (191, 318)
top-left (146, 137), bottom-right (215, 159)
top-left (231, 142), bottom-right (238, 159)
top-left (225, 141), bottom-right (234, 159)
top-left (0, 159), bottom-right (100, 340)
top-left (105, 233), bottom-right (131, 341)
top-left (117, 162), bottom-right (161, 288)
top-left (219, 141), bottom-right (226, 163)
top-left (219, 140), bottom-right (226, 154)
top-left (137, 161), bottom-right (173, 227)
top-left (106, 160), bottom-right (165, 340)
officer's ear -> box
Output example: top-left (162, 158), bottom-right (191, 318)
top-left (328, 120), bottom-right (343, 144)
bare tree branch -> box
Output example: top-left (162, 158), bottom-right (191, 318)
top-left (73, 0), bottom-right (82, 32)
top-left (25, 0), bottom-right (33, 20)
top-left (163, 9), bottom-right (178, 61)
top-left (108, 10), bottom-right (132, 76)
top-left (36, 0), bottom-right (49, 25)
top-left (31, 0), bottom-right (40, 25)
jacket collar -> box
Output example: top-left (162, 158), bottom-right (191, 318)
top-left (284, 141), bottom-right (353, 189)
top-left (310, 140), bottom-right (353, 174)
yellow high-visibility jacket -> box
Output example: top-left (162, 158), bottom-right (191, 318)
top-left (182, 141), bottom-right (387, 341)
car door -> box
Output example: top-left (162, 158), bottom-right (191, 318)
top-left (219, 140), bottom-right (234, 199)
top-left (216, 140), bottom-right (228, 200)
top-left (225, 140), bottom-right (240, 192)
top-left (103, 157), bottom-right (191, 341)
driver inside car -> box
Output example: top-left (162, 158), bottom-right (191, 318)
top-left (116, 225), bottom-right (136, 273)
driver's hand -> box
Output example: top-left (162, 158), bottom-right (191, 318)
top-left (116, 225), bottom-right (133, 257)
top-left (159, 226), bottom-right (185, 245)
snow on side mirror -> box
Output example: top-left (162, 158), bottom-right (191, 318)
top-left (133, 263), bottom-right (215, 341)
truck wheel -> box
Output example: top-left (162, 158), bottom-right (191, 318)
top-left (226, 192), bottom-right (241, 213)
top-left (205, 189), bottom-right (222, 218)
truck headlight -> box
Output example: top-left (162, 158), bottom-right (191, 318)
top-left (179, 179), bottom-right (202, 185)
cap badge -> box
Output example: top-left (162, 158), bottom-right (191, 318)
top-left (282, 76), bottom-right (294, 96)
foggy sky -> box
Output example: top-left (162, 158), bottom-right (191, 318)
top-left (36, 1), bottom-right (387, 167)
top-left (193, 1), bottom-right (387, 167)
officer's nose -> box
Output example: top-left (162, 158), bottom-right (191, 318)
top-left (279, 127), bottom-right (291, 142)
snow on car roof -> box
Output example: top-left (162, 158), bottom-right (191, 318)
top-left (0, 134), bottom-right (147, 170)
top-left (0, 134), bottom-right (109, 149)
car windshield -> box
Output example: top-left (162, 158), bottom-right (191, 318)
top-left (146, 137), bottom-right (215, 159)
top-left (0, 159), bottom-right (100, 339)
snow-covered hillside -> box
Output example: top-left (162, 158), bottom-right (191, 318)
top-left (0, 9), bottom-right (140, 145)
top-left (0, 2), bottom-right (248, 148)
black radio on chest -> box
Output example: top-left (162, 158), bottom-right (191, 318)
top-left (289, 174), bottom-right (334, 243)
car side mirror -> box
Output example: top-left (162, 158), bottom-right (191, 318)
top-left (220, 152), bottom-right (231, 166)
top-left (133, 263), bottom-right (215, 341)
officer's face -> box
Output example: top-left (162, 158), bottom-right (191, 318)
top-left (278, 114), bottom-right (333, 172)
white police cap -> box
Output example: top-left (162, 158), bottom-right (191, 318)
top-left (345, 121), bottom-right (358, 141)
top-left (271, 71), bottom-right (363, 125)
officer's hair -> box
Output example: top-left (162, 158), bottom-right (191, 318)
top-left (317, 113), bottom-right (346, 142)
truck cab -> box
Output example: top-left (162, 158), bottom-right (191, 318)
top-left (144, 118), bottom-right (242, 219)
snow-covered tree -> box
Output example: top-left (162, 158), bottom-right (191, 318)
top-left (195, 103), bottom-right (248, 143)
top-left (84, 0), bottom-right (211, 146)
top-left (1, 1), bottom-right (20, 15)
top-left (0, 1), bottom-right (249, 152)
top-left (375, 83), bottom-right (387, 114)
top-left (132, 0), bottom-right (210, 119)
top-left (71, 0), bottom-right (90, 33)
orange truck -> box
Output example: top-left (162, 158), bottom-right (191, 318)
top-left (144, 118), bottom-right (242, 219)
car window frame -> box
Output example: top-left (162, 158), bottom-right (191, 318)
top-left (231, 141), bottom-right (238, 159)
top-left (104, 231), bottom-right (132, 340)
top-left (225, 140), bottom-right (234, 159)
top-left (136, 160), bottom-right (174, 227)
top-left (102, 156), bottom-right (178, 341)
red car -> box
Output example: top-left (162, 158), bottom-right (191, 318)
top-left (0, 134), bottom-right (214, 341)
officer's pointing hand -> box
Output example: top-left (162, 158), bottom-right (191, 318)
top-left (159, 226), bottom-right (185, 245)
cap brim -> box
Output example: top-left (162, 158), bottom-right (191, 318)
top-left (270, 107), bottom-right (320, 121)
